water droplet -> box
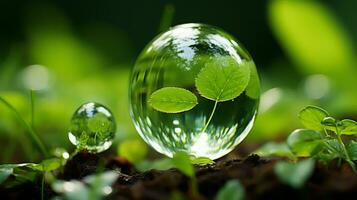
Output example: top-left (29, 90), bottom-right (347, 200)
top-left (52, 148), bottom-right (70, 159)
top-left (129, 23), bottom-right (260, 159)
top-left (68, 102), bottom-right (116, 153)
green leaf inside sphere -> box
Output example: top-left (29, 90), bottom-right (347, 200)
top-left (242, 61), bottom-right (260, 99)
top-left (195, 57), bottom-right (250, 102)
top-left (245, 61), bottom-right (260, 99)
top-left (148, 87), bottom-right (198, 113)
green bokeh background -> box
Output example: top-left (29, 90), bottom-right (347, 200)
top-left (0, 0), bottom-right (356, 163)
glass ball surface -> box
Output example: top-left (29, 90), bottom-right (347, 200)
top-left (68, 102), bottom-right (116, 153)
top-left (129, 23), bottom-right (260, 159)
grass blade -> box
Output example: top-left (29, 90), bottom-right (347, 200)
top-left (158, 4), bottom-right (175, 32)
top-left (0, 96), bottom-right (48, 157)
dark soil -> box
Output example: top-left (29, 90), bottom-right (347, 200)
top-left (2, 148), bottom-right (357, 200)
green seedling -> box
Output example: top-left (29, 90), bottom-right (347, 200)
top-left (274, 159), bottom-right (315, 189)
top-left (215, 180), bottom-right (245, 200)
top-left (135, 152), bottom-right (214, 199)
top-left (0, 99), bottom-right (117, 198)
top-left (0, 158), bottom-right (62, 187)
top-left (255, 105), bottom-right (357, 172)
top-left (148, 57), bottom-right (251, 133)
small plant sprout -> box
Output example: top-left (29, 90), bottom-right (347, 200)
top-left (134, 151), bottom-right (214, 198)
top-left (216, 179), bottom-right (245, 200)
top-left (274, 159), bottom-right (315, 189)
top-left (68, 102), bottom-right (116, 153)
top-left (255, 105), bottom-right (357, 172)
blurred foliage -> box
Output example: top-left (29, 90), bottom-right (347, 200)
top-left (269, 0), bottom-right (355, 75)
top-left (118, 139), bottom-right (148, 163)
top-left (52, 171), bottom-right (118, 200)
top-left (274, 158), bottom-right (315, 189)
top-left (216, 180), bottom-right (245, 200)
top-left (0, 0), bottom-right (356, 162)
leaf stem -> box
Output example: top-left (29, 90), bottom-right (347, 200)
top-left (335, 124), bottom-right (356, 172)
top-left (30, 90), bottom-right (35, 128)
top-left (189, 176), bottom-right (200, 199)
top-left (41, 173), bottom-right (45, 200)
top-left (200, 100), bottom-right (218, 134)
top-left (0, 96), bottom-right (48, 157)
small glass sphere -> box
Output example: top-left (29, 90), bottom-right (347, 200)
top-left (68, 102), bottom-right (116, 153)
top-left (129, 23), bottom-right (260, 160)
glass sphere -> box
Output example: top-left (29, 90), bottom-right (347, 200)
top-left (68, 102), bottom-right (116, 153)
top-left (129, 23), bottom-right (260, 159)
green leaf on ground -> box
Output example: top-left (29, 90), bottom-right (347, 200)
top-left (0, 163), bottom-right (38, 187)
top-left (216, 180), bottom-right (245, 200)
top-left (274, 159), bottom-right (315, 189)
top-left (52, 171), bottom-right (118, 200)
top-left (322, 118), bottom-right (357, 135)
top-left (0, 158), bottom-right (62, 186)
top-left (170, 191), bottom-right (187, 200)
top-left (83, 171), bottom-right (119, 190)
top-left (118, 139), bottom-right (148, 163)
top-left (298, 105), bottom-right (329, 131)
top-left (135, 159), bottom-right (174, 172)
top-left (137, 152), bottom-right (195, 177)
top-left (314, 151), bottom-right (339, 165)
top-left (190, 156), bottom-right (215, 166)
top-left (254, 142), bottom-right (295, 160)
top-left (195, 57), bottom-right (250, 102)
top-left (148, 87), bottom-right (198, 113)
top-left (172, 152), bottom-right (195, 177)
top-left (0, 167), bottom-right (13, 184)
top-left (324, 139), bottom-right (344, 159)
top-left (321, 116), bottom-right (336, 127)
top-left (28, 158), bottom-right (62, 172)
top-left (347, 140), bottom-right (357, 161)
top-left (53, 180), bottom-right (88, 200)
top-left (287, 129), bottom-right (323, 157)
top-left (339, 119), bottom-right (357, 135)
